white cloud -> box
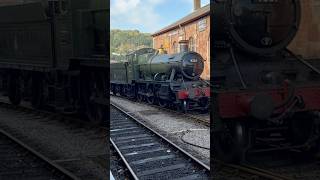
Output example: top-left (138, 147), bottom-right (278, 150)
top-left (111, 0), bottom-right (210, 33)
top-left (202, 0), bottom-right (210, 6)
top-left (111, 0), bottom-right (166, 32)
top-left (111, 0), bottom-right (140, 15)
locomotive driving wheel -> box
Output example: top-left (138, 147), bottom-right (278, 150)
top-left (146, 87), bottom-right (155, 104)
top-left (137, 92), bottom-right (144, 102)
top-left (137, 86), bottom-right (144, 102)
top-left (158, 98), bottom-right (168, 108)
top-left (213, 121), bottom-right (248, 163)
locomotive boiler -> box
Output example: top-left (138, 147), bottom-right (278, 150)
top-left (139, 42), bottom-right (204, 81)
top-left (212, 0), bottom-right (320, 162)
top-left (111, 41), bottom-right (210, 112)
top-left (0, 0), bottom-right (108, 124)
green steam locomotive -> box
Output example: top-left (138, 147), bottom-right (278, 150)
top-left (110, 41), bottom-right (210, 112)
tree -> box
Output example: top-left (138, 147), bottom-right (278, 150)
top-left (110, 29), bottom-right (153, 61)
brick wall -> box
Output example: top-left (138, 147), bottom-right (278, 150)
top-left (288, 0), bottom-right (320, 59)
top-left (153, 15), bottom-right (210, 80)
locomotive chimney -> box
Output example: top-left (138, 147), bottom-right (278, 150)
top-left (194, 0), bottom-right (201, 11)
top-left (179, 40), bottom-right (189, 53)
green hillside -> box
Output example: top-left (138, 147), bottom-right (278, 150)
top-left (110, 29), bottom-right (153, 61)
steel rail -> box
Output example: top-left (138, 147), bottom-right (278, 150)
top-left (0, 129), bottom-right (80, 180)
top-left (0, 97), bottom-right (108, 179)
top-left (0, 98), bottom-right (106, 130)
top-left (110, 102), bottom-right (210, 179)
top-left (110, 138), bottom-right (139, 180)
top-left (214, 160), bottom-right (294, 180)
top-left (110, 94), bottom-right (209, 126)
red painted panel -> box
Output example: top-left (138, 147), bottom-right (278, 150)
top-left (217, 86), bottom-right (320, 119)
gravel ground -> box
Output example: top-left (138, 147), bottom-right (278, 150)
top-left (110, 146), bottom-right (133, 180)
top-left (0, 101), bottom-right (108, 180)
top-left (111, 96), bottom-right (210, 166)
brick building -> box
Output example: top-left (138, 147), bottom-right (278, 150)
top-left (288, 0), bottom-right (320, 59)
top-left (151, 0), bottom-right (210, 80)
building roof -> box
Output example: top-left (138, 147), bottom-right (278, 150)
top-left (151, 4), bottom-right (210, 37)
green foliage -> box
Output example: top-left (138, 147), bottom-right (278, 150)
top-left (110, 29), bottom-right (153, 61)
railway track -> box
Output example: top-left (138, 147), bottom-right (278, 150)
top-left (110, 94), bottom-right (209, 126)
top-left (214, 160), bottom-right (294, 180)
top-left (0, 128), bottom-right (78, 180)
top-left (0, 96), bottom-right (107, 128)
top-left (110, 103), bottom-right (210, 180)
top-left (0, 97), bottom-right (108, 179)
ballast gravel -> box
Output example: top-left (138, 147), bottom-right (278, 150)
top-left (111, 96), bottom-right (210, 166)
top-left (0, 100), bottom-right (108, 180)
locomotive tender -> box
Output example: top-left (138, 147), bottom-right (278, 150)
top-left (110, 41), bottom-right (210, 112)
top-left (0, 0), bottom-right (108, 124)
top-left (212, 0), bottom-right (320, 162)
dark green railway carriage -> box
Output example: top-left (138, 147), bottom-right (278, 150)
top-left (0, 0), bottom-right (108, 124)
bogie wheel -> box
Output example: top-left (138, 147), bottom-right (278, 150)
top-left (146, 87), bottom-right (155, 104)
top-left (213, 121), bottom-right (249, 163)
top-left (82, 71), bottom-right (107, 125)
top-left (8, 73), bottom-right (21, 106)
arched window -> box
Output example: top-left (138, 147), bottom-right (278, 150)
top-left (172, 41), bottom-right (178, 53)
top-left (189, 37), bottom-right (195, 51)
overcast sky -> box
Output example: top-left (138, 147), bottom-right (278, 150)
top-left (111, 0), bottom-right (210, 33)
